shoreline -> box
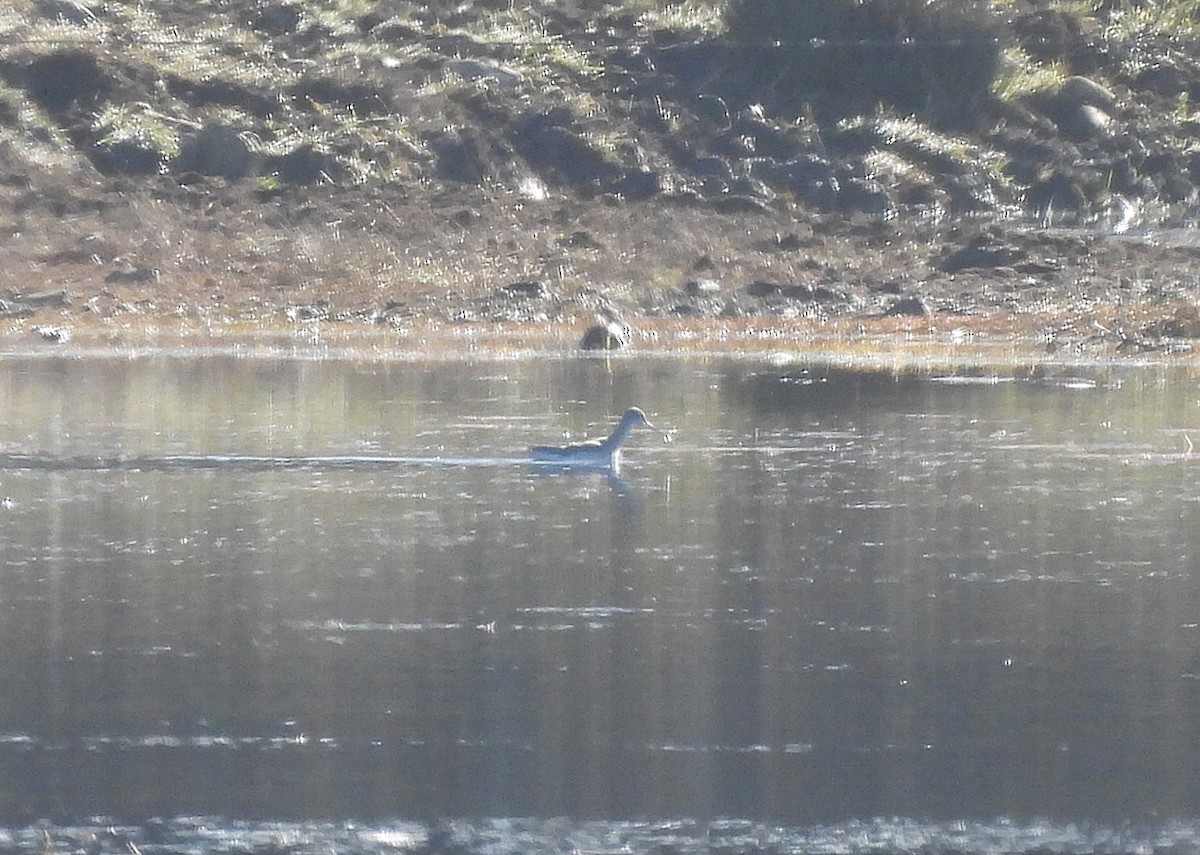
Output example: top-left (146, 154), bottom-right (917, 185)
top-left (4, 309), bottom-right (1199, 373)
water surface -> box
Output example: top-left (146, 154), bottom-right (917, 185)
top-left (1, 357), bottom-right (1199, 852)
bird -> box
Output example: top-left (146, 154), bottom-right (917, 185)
top-left (580, 305), bottom-right (631, 350)
top-left (530, 408), bottom-right (655, 469)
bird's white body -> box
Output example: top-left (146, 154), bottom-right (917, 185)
top-left (530, 408), bottom-right (653, 469)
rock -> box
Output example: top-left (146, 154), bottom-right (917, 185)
top-left (580, 306), bottom-right (630, 350)
top-left (1057, 103), bottom-right (1113, 139)
top-left (499, 280), bottom-right (549, 300)
top-left (176, 124), bottom-right (256, 180)
top-left (252, 2), bottom-right (303, 35)
top-left (884, 295), bottom-right (930, 316)
top-left (941, 238), bottom-right (1027, 271)
top-left (268, 144), bottom-right (331, 185)
top-left (610, 169), bottom-right (660, 200)
top-left (105, 268), bottom-right (158, 284)
top-left (95, 139), bottom-right (166, 176)
top-left (745, 280), bottom-right (782, 298)
top-left (1060, 75), bottom-right (1117, 111)
top-left (782, 283), bottom-right (814, 300)
top-left (558, 231), bottom-right (603, 250)
top-left (1045, 76), bottom-right (1117, 139)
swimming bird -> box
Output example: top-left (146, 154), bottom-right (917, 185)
top-left (531, 408), bottom-right (654, 469)
top-left (580, 305), bottom-right (631, 350)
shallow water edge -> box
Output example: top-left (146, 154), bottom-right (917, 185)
top-left (11, 816), bottom-right (1200, 855)
top-left (3, 311), bottom-right (1199, 372)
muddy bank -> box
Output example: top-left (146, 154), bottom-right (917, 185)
top-left (3, 190), bottom-right (1200, 365)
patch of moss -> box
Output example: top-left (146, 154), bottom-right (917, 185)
top-left (993, 46), bottom-right (1071, 103)
top-left (92, 103), bottom-right (181, 174)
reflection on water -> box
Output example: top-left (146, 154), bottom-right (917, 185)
top-left (1, 357), bottom-right (1200, 851)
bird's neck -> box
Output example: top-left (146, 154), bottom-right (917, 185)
top-left (601, 417), bottom-right (636, 452)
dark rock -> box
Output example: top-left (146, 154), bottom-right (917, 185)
top-left (757, 232), bottom-right (807, 252)
top-left (884, 295), bottom-right (930, 316)
top-left (269, 144), bottom-right (331, 184)
top-left (1054, 103), bottom-right (1113, 139)
top-left (745, 280), bottom-right (781, 298)
top-left (610, 169), bottom-right (660, 199)
top-left (500, 279), bottom-right (549, 300)
top-left (176, 124), bottom-right (256, 180)
top-left (94, 140), bottom-right (165, 176)
top-left (449, 209), bottom-right (480, 228)
top-left (253, 2), bottom-right (303, 35)
top-left (942, 238), bottom-right (1027, 271)
top-left (782, 283), bottom-right (814, 300)
top-left (558, 231), bottom-right (603, 250)
top-left (580, 307), bottom-right (630, 350)
top-left (105, 268), bottom-right (159, 285)
top-left (1061, 75), bottom-right (1117, 110)
top-left (1043, 76), bottom-right (1117, 138)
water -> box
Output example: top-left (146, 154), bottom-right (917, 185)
top-left (1, 356), bottom-right (1199, 853)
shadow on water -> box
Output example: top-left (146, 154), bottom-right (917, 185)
top-left (1, 356), bottom-right (1200, 852)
